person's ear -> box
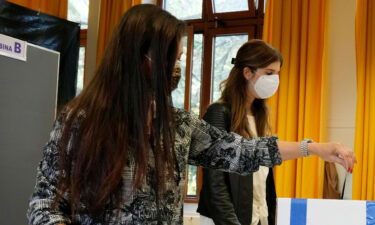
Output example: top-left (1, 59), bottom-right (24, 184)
top-left (243, 67), bottom-right (253, 81)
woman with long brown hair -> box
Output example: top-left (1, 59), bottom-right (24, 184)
top-left (27, 5), bottom-right (355, 225)
top-left (197, 39), bottom-right (345, 225)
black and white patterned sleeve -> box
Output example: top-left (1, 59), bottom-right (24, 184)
top-left (187, 112), bottom-right (282, 175)
top-left (27, 115), bottom-right (72, 225)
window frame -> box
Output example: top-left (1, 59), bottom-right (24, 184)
top-left (80, 29), bottom-right (87, 47)
top-left (183, 26), bottom-right (194, 111)
top-left (206, 0), bottom-right (256, 19)
top-left (80, 29), bottom-right (87, 89)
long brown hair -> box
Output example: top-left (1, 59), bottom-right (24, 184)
top-left (219, 39), bottom-right (282, 137)
top-left (55, 4), bottom-right (186, 217)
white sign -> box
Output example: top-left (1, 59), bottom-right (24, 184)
top-left (0, 34), bottom-right (27, 61)
top-left (277, 198), bottom-right (374, 225)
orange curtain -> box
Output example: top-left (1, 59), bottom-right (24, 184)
top-left (6, 0), bottom-right (67, 18)
top-left (96, 0), bottom-right (141, 65)
top-left (263, 0), bottom-right (328, 198)
top-left (353, 0), bottom-right (375, 201)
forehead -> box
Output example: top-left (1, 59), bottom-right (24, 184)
top-left (263, 61), bottom-right (281, 71)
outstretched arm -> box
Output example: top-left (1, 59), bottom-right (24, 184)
top-left (278, 141), bottom-right (356, 172)
top-left (186, 110), bottom-right (356, 174)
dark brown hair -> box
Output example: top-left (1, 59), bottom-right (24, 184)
top-left (55, 4), bottom-right (186, 218)
top-left (220, 39), bottom-right (282, 137)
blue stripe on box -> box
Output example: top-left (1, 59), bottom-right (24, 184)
top-left (367, 201), bottom-right (375, 225)
top-left (290, 198), bottom-right (307, 225)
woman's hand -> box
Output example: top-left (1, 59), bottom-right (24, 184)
top-left (278, 141), bottom-right (357, 172)
top-left (309, 142), bottom-right (357, 172)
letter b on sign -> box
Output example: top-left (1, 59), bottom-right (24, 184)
top-left (14, 42), bottom-right (21, 53)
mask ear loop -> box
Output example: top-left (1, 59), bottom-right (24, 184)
top-left (146, 96), bottom-right (156, 137)
top-left (151, 98), bottom-right (156, 119)
top-left (145, 55), bottom-right (156, 123)
top-left (144, 55), bottom-right (153, 81)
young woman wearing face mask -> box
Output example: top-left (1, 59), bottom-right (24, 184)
top-left (197, 39), bottom-right (339, 225)
top-left (27, 5), bottom-right (355, 225)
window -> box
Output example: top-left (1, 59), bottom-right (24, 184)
top-left (160, 0), bottom-right (265, 202)
top-left (212, 34), bottom-right (248, 102)
top-left (164, 0), bottom-right (203, 20)
top-left (76, 47), bottom-right (86, 94)
top-left (213, 0), bottom-right (249, 13)
top-left (190, 34), bottom-right (203, 115)
top-left (68, 0), bottom-right (89, 95)
top-left (67, 1), bottom-right (89, 29)
top-left (172, 37), bottom-right (187, 108)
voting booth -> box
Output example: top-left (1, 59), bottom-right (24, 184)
top-left (0, 34), bottom-right (59, 224)
top-left (277, 198), bottom-right (375, 225)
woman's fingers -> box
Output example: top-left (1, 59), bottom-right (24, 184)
top-left (345, 155), bottom-right (353, 172)
top-left (336, 155), bottom-right (352, 172)
top-left (335, 143), bottom-right (356, 172)
top-left (298, 142), bottom-right (356, 172)
top-left (334, 156), bottom-right (346, 169)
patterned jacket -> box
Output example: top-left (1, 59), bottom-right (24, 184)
top-left (27, 108), bottom-right (282, 225)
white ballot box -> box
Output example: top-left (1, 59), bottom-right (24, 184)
top-left (277, 198), bottom-right (375, 225)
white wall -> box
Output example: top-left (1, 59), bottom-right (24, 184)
top-left (325, 0), bottom-right (357, 199)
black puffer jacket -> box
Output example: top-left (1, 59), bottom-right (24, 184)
top-left (197, 102), bottom-right (277, 225)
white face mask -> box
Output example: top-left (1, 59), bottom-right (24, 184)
top-left (252, 74), bottom-right (279, 99)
